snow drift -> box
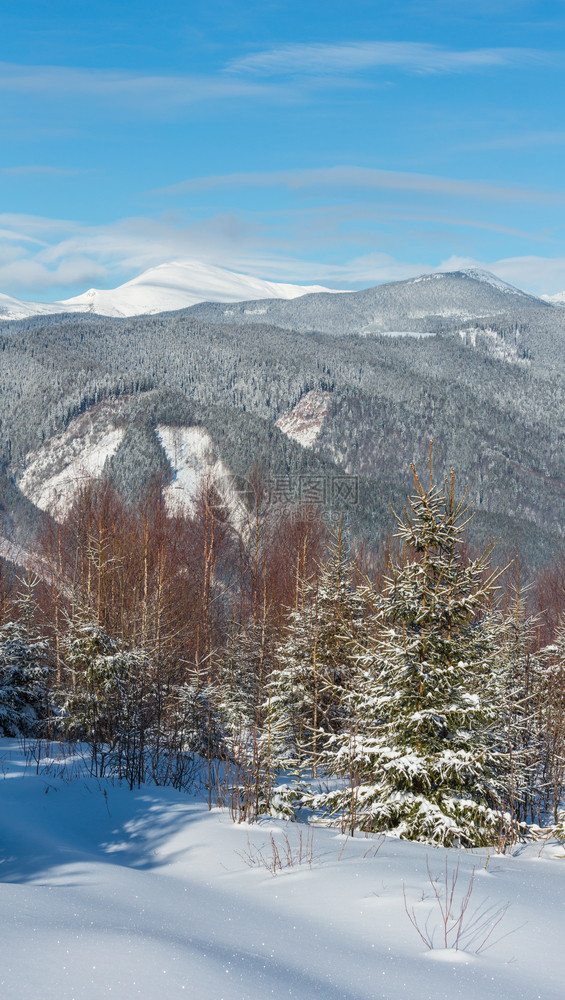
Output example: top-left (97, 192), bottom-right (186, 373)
top-left (0, 740), bottom-right (564, 1000)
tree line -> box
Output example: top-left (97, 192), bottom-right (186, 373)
top-left (1, 461), bottom-right (565, 848)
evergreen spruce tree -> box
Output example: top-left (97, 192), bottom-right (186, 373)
top-left (317, 465), bottom-right (513, 847)
top-left (536, 622), bottom-right (565, 826)
top-left (262, 530), bottom-right (368, 814)
top-left (0, 623), bottom-right (50, 736)
top-left (171, 681), bottom-right (224, 758)
top-left (219, 616), bottom-right (269, 746)
top-left (61, 615), bottom-right (153, 783)
top-left (495, 585), bottom-right (543, 826)
top-left (0, 576), bottom-right (50, 737)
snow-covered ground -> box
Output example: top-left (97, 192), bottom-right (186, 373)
top-left (1, 739), bottom-right (564, 1000)
top-left (18, 400), bottom-right (126, 519)
top-left (362, 330), bottom-right (435, 338)
top-left (157, 425), bottom-right (229, 514)
top-left (275, 390), bottom-right (333, 449)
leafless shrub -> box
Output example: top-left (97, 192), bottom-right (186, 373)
top-left (403, 855), bottom-right (510, 953)
top-left (362, 833), bottom-right (385, 858)
top-left (237, 828), bottom-right (317, 875)
top-left (207, 729), bottom-right (266, 823)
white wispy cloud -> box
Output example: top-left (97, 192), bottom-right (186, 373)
top-left (315, 205), bottom-right (545, 240)
top-left (0, 166), bottom-right (81, 176)
top-left (0, 213), bottom-right (272, 293)
top-left (461, 130), bottom-right (565, 151)
top-left (155, 165), bottom-right (559, 203)
top-left (479, 255), bottom-right (565, 294)
top-left (0, 256), bottom-right (109, 293)
top-left (1, 212), bottom-right (564, 299)
top-left (0, 212), bottom-right (426, 293)
top-left (0, 39), bottom-right (549, 120)
top-left (0, 62), bottom-right (285, 111)
top-left (227, 41), bottom-right (547, 76)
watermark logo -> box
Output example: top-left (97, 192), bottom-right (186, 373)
top-left (268, 474), bottom-right (358, 507)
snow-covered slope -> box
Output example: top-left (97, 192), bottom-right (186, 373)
top-left (17, 404), bottom-right (243, 524)
top-left (413, 267), bottom-right (525, 296)
top-left (57, 261), bottom-right (336, 318)
top-left (0, 291), bottom-right (78, 322)
top-left (542, 290), bottom-right (565, 306)
top-left (157, 425), bottom-right (242, 521)
top-left (18, 400), bottom-right (126, 518)
top-left (1, 740), bottom-right (564, 1000)
top-left (276, 390), bottom-right (333, 448)
top-left (0, 537), bottom-right (56, 585)
top-left (457, 326), bottom-right (531, 366)
top-left (0, 261), bottom-right (337, 321)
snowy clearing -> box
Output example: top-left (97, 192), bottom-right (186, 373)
top-left (18, 400), bottom-right (126, 518)
top-left (156, 425), bottom-right (244, 524)
top-left (156, 425), bottom-right (227, 513)
top-left (0, 741), bottom-right (564, 1000)
top-left (275, 390), bottom-right (333, 449)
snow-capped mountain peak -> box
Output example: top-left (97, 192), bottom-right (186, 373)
top-left (456, 267), bottom-right (531, 295)
top-left (0, 260), bottom-right (552, 323)
top-left (58, 260), bottom-right (337, 318)
top-left (0, 260), bottom-right (338, 321)
top-left (411, 267), bottom-right (532, 297)
top-left (541, 290), bottom-right (565, 306)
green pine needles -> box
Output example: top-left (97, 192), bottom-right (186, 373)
top-left (261, 529), bottom-right (368, 817)
top-left (316, 462), bottom-right (512, 847)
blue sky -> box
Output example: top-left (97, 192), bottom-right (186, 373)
top-left (2, 0), bottom-right (565, 299)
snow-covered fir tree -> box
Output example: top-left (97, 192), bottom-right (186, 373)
top-left (0, 624), bottom-right (50, 736)
top-left (0, 575), bottom-right (50, 737)
top-left (535, 622), bottom-right (565, 827)
top-left (316, 467), bottom-right (514, 847)
top-left (171, 681), bottom-right (224, 758)
top-left (495, 585), bottom-right (544, 826)
top-left (219, 616), bottom-right (269, 745)
top-left (61, 615), bottom-right (153, 782)
top-left (263, 529), bottom-right (368, 797)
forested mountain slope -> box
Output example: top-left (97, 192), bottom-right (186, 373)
top-left (1, 270), bottom-right (563, 567)
top-left (188, 268), bottom-right (548, 333)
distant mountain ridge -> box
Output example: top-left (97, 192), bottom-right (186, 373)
top-left (2, 276), bottom-right (565, 568)
top-left (187, 268), bottom-right (549, 337)
top-left (0, 261), bottom-right (554, 324)
top-left (542, 290), bottom-right (565, 306)
top-left (0, 260), bottom-right (338, 321)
